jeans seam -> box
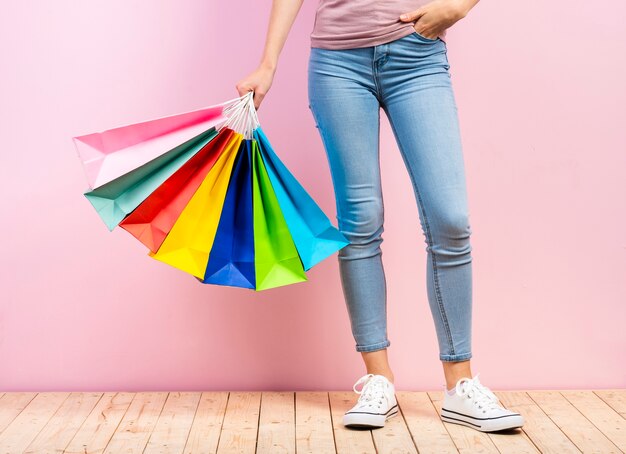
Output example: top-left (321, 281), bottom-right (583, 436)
top-left (308, 100), bottom-right (341, 223)
top-left (383, 108), bottom-right (455, 357)
top-left (372, 52), bottom-right (383, 102)
top-left (418, 189), bottom-right (456, 356)
top-left (378, 117), bottom-right (388, 344)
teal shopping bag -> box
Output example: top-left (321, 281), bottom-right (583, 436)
top-left (84, 128), bottom-right (218, 230)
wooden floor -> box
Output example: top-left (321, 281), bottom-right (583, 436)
top-left (0, 389), bottom-right (624, 453)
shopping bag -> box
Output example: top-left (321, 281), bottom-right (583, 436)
top-left (74, 104), bottom-right (226, 189)
top-left (201, 139), bottom-right (256, 289)
top-left (251, 139), bottom-right (308, 290)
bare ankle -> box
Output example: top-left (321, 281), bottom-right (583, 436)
top-left (367, 370), bottom-right (394, 384)
top-left (361, 349), bottom-right (394, 384)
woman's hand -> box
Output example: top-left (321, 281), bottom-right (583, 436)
top-left (399, 0), bottom-right (477, 40)
top-left (235, 63), bottom-right (276, 110)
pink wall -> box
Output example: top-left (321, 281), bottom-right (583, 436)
top-left (1, 1), bottom-right (624, 392)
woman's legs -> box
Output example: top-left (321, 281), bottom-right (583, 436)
top-left (307, 32), bottom-right (474, 385)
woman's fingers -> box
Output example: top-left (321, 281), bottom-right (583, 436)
top-left (400, 7), bottom-right (425, 21)
top-left (253, 92), bottom-right (265, 110)
top-left (235, 82), bottom-right (254, 98)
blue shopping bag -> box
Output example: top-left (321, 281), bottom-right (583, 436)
top-left (201, 139), bottom-right (256, 288)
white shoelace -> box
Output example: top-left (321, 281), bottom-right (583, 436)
top-left (353, 374), bottom-right (387, 407)
top-left (454, 373), bottom-right (502, 412)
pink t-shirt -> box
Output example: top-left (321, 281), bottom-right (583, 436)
top-left (310, 0), bottom-right (447, 50)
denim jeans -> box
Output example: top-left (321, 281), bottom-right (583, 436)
top-left (307, 31), bottom-right (473, 362)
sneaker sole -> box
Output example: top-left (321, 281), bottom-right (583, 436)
top-left (440, 407), bottom-right (524, 432)
top-left (343, 404), bottom-right (399, 428)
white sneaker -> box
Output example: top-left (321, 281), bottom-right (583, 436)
top-left (440, 373), bottom-right (525, 432)
top-left (343, 373), bottom-right (399, 428)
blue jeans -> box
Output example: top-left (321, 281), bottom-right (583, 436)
top-left (307, 32), bottom-right (473, 362)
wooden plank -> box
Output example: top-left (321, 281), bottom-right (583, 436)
top-left (484, 391), bottom-right (539, 453)
top-left (497, 391), bottom-right (579, 454)
top-left (256, 392), bottom-right (295, 454)
top-left (182, 392), bottom-right (229, 454)
top-left (0, 392), bottom-right (69, 453)
top-left (371, 394), bottom-right (418, 454)
top-left (216, 392), bottom-right (261, 454)
top-left (143, 392), bottom-right (201, 454)
top-left (23, 392), bottom-right (103, 454)
top-left (428, 390), bottom-right (499, 453)
top-left (561, 390), bottom-right (626, 451)
top-left (102, 391), bottom-right (169, 454)
top-left (328, 391), bottom-right (376, 453)
top-left (295, 392), bottom-right (335, 454)
top-left (0, 392), bottom-right (38, 434)
top-left (528, 390), bottom-right (621, 453)
top-left (595, 390), bottom-right (626, 419)
top-left (63, 392), bottom-right (135, 454)
top-left (396, 390), bottom-right (458, 454)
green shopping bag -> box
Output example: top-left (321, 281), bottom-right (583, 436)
top-left (251, 139), bottom-right (308, 291)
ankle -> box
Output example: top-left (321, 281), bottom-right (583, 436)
top-left (368, 371), bottom-right (395, 384)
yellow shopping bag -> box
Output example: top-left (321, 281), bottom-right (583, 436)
top-left (149, 132), bottom-right (244, 277)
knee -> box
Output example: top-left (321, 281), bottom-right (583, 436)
top-left (337, 199), bottom-right (385, 261)
top-left (428, 211), bottom-right (472, 258)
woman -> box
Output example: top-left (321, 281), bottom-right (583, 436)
top-left (236, 0), bottom-right (525, 432)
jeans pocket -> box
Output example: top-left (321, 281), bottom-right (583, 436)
top-left (412, 29), bottom-right (440, 43)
